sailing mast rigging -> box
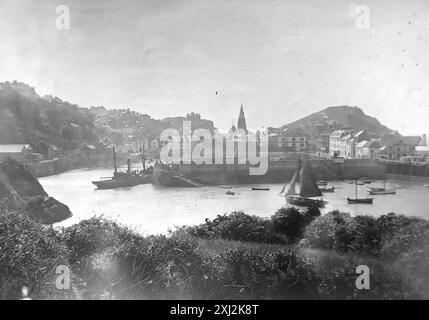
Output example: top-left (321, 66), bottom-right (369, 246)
top-left (281, 158), bottom-right (327, 208)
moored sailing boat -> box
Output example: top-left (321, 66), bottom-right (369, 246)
top-left (347, 180), bottom-right (374, 204)
top-left (280, 159), bottom-right (327, 208)
top-left (367, 168), bottom-right (396, 195)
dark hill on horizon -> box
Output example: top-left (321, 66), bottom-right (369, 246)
top-left (282, 106), bottom-right (395, 136)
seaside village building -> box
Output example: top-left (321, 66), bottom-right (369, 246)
top-left (267, 127), bottom-right (308, 161)
top-left (355, 140), bottom-right (382, 159)
top-left (379, 134), bottom-right (423, 160)
top-left (0, 144), bottom-right (33, 162)
top-left (329, 129), bottom-right (371, 158)
top-left (313, 115), bottom-right (338, 153)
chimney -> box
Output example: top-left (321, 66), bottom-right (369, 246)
top-left (127, 159), bottom-right (131, 173)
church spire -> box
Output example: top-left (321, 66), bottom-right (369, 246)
top-left (237, 104), bottom-right (247, 132)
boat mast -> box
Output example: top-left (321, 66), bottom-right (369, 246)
top-left (140, 145), bottom-right (146, 171)
top-left (355, 179), bottom-right (358, 200)
top-left (113, 146), bottom-right (117, 175)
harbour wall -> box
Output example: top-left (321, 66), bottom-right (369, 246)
top-left (175, 159), bottom-right (386, 185)
top-left (30, 158), bottom-right (70, 178)
top-left (386, 162), bottom-right (429, 183)
top-left (387, 174), bottom-right (429, 184)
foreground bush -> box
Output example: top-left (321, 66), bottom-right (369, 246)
top-left (1, 209), bottom-right (428, 299)
top-left (303, 211), bottom-right (429, 259)
top-left (59, 216), bottom-right (419, 299)
top-left (0, 211), bottom-right (70, 299)
top-left (183, 211), bottom-right (287, 244)
top-left (271, 207), bottom-right (320, 241)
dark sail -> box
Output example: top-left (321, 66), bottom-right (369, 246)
top-left (299, 161), bottom-right (322, 197)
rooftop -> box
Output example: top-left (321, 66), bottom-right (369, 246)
top-left (0, 144), bottom-right (31, 153)
top-left (416, 146), bottom-right (429, 152)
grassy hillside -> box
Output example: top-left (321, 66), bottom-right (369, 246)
top-left (283, 105), bottom-right (394, 136)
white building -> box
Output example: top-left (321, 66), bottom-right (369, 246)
top-left (329, 130), bottom-right (353, 157)
top-left (0, 144), bottom-right (33, 162)
top-left (415, 146), bottom-right (429, 158)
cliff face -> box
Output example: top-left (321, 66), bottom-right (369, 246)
top-left (0, 159), bottom-right (72, 224)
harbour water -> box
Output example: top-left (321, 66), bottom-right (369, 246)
top-left (40, 168), bottom-right (429, 235)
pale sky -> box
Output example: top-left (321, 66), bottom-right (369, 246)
top-left (0, 0), bottom-right (428, 135)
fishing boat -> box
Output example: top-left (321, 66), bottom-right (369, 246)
top-left (347, 180), bottom-right (374, 204)
top-left (369, 189), bottom-right (396, 195)
top-left (320, 186), bottom-right (335, 193)
top-left (316, 180), bottom-right (328, 186)
top-left (359, 177), bottom-right (375, 184)
top-left (226, 190), bottom-right (235, 195)
top-left (92, 147), bottom-right (151, 189)
top-left (252, 187), bottom-right (270, 191)
top-left (367, 167), bottom-right (396, 195)
top-left (317, 165), bottom-right (334, 192)
top-left (280, 159), bottom-right (327, 208)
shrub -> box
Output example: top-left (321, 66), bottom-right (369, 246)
top-left (376, 214), bottom-right (429, 259)
top-left (303, 211), bottom-right (352, 250)
top-left (0, 211), bottom-right (70, 299)
top-left (184, 211), bottom-right (286, 244)
top-left (62, 217), bottom-right (210, 299)
top-left (271, 207), bottom-right (305, 241)
top-left (60, 216), bottom-right (136, 263)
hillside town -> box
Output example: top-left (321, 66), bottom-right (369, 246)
top-left (2, 0), bottom-right (429, 303)
top-left (0, 82), bottom-right (427, 177)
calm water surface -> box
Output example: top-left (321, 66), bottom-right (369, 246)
top-left (39, 168), bottom-right (429, 235)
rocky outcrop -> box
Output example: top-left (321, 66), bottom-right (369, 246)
top-left (0, 159), bottom-right (72, 224)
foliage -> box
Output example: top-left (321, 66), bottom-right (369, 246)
top-left (303, 211), bottom-right (429, 259)
top-left (0, 210), bottom-right (70, 299)
top-left (1, 207), bottom-right (429, 300)
top-left (183, 211), bottom-right (287, 244)
top-left (271, 207), bottom-right (319, 241)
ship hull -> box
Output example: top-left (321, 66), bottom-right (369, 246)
top-left (152, 166), bottom-right (200, 187)
top-left (92, 174), bottom-right (151, 190)
top-left (285, 195), bottom-right (326, 208)
top-left (320, 186), bottom-right (335, 193)
top-left (368, 189), bottom-right (396, 195)
top-left (347, 197), bottom-right (374, 204)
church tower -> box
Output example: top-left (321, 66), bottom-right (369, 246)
top-left (237, 104), bottom-right (247, 132)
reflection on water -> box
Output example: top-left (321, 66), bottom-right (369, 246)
top-left (39, 168), bottom-right (429, 235)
